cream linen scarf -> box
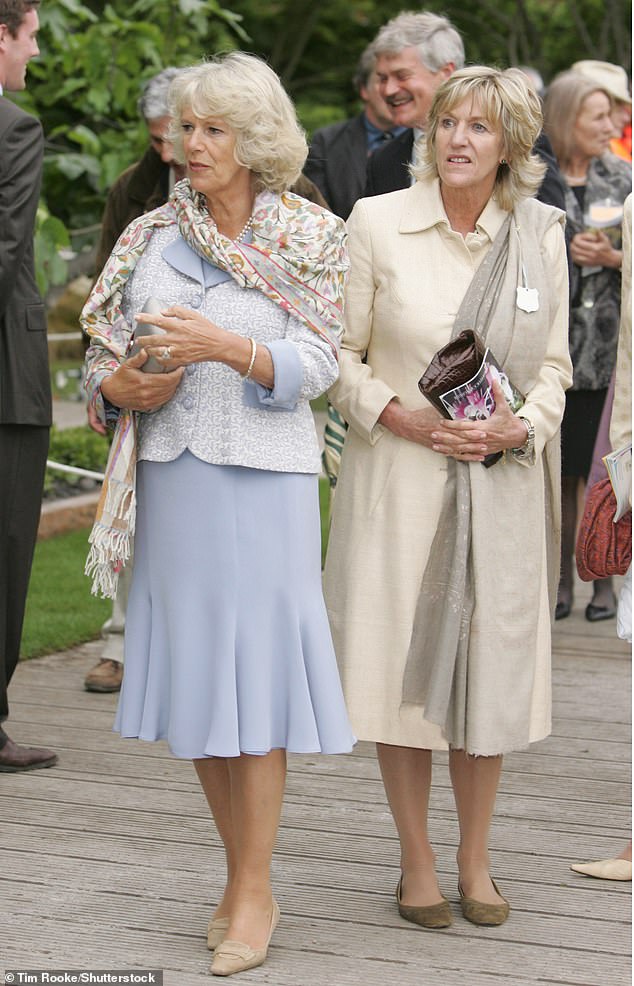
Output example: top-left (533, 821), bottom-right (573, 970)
top-left (402, 198), bottom-right (564, 753)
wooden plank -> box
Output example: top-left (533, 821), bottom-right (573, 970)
top-left (2, 733), bottom-right (630, 784)
top-left (1, 775), bottom-right (630, 838)
top-left (2, 614), bottom-right (631, 986)
top-left (0, 803), bottom-right (630, 890)
top-left (1, 903), bottom-right (630, 986)
top-left (2, 837), bottom-right (631, 921)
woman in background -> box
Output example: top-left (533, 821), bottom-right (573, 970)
top-left (543, 71), bottom-right (631, 622)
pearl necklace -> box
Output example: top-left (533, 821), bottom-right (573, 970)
top-left (201, 194), bottom-right (254, 241)
top-left (235, 215), bottom-right (254, 242)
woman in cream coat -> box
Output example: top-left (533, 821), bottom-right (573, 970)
top-left (324, 67), bottom-right (572, 928)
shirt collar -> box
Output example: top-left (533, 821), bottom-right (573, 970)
top-left (363, 112), bottom-right (407, 142)
top-left (398, 177), bottom-right (508, 239)
top-left (162, 236), bottom-right (231, 287)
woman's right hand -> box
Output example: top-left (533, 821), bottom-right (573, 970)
top-left (100, 349), bottom-right (184, 412)
top-left (379, 400), bottom-right (444, 449)
top-left (379, 399), bottom-right (488, 460)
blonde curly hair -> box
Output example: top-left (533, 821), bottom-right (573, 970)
top-left (167, 53), bottom-right (308, 194)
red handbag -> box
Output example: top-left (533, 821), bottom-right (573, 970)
top-left (575, 478), bottom-right (632, 581)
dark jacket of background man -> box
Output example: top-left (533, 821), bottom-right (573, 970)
top-left (95, 145), bottom-right (168, 275)
top-left (305, 44), bottom-right (404, 219)
top-left (0, 0), bottom-right (57, 771)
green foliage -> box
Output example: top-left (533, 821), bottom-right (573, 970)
top-left (22, 0), bottom-right (246, 237)
top-left (447, 0), bottom-right (631, 84)
top-left (20, 527), bottom-right (111, 659)
top-left (45, 425), bottom-right (111, 495)
top-left (50, 361), bottom-right (84, 400)
top-left (319, 475), bottom-right (330, 568)
top-left (229, 0), bottom-right (631, 132)
top-left (14, 0), bottom-right (631, 290)
top-left (34, 203), bottom-right (71, 296)
top-left (48, 425), bottom-right (111, 473)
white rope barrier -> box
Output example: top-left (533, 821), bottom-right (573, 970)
top-left (46, 460), bottom-right (104, 482)
top-left (48, 332), bottom-right (83, 341)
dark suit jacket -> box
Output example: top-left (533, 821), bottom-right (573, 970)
top-left (304, 113), bottom-right (368, 220)
top-left (0, 98), bottom-right (51, 426)
top-left (365, 128), bottom-right (414, 197)
top-left (95, 145), bottom-right (169, 275)
top-left (365, 128), bottom-right (567, 213)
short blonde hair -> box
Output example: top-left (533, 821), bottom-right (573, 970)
top-left (167, 52), bottom-right (308, 193)
top-left (543, 71), bottom-right (613, 172)
top-left (413, 66), bottom-right (546, 211)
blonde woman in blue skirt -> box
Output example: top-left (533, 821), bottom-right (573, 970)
top-left (83, 54), bottom-right (354, 977)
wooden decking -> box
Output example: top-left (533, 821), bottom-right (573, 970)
top-left (1, 579), bottom-right (630, 986)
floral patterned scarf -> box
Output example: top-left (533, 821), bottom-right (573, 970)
top-left (82, 180), bottom-right (348, 598)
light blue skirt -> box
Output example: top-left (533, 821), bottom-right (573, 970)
top-left (114, 450), bottom-right (355, 759)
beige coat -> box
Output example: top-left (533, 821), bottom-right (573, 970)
top-left (323, 180), bottom-right (572, 754)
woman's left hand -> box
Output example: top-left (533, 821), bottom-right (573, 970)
top-left (135, 305), bottom-right (232, 367)
top-left (430, 380), bottom-right (529, 461)
top-left (570, 230), bottom-right (622, 269)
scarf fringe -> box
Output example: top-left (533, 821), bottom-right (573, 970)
top-left (103, 478), bottom-right (137, 531)
top-left (85, 485), bottom-right (136, 599)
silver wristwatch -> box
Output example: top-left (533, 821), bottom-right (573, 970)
top-left (512, 415), bottom-right (535, 461)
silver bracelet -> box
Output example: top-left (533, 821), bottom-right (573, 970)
top-left (512, 415), bottom-right (535, 460)
top-left (242, 337), bottom-right (257, 380)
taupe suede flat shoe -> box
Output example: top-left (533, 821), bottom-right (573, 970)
top-left (458, 878), bottom-right (510, 926)
top-left (571, 858), bottom-right (632, 881)
top-left (396, 876), bottom-right (453, 929)
top-left (211, 899), bottom-right (280, 976)
top-left (207, 916), bottom-right (230, 950)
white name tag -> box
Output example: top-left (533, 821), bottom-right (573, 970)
top-left (516, 286), bottom-right (539, 312)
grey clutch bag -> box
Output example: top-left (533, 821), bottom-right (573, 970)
top-left (128, 296), bottom-right (173, 373)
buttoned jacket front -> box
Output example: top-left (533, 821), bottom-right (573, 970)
top-left (116, 225), bottom-right (338, 474)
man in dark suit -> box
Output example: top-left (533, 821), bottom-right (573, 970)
top-left (304, 43), bottom-right (405, 219)
top-left (0, 0), bottom-right (56, 771)
top-left (366, 10), bottom-right (566, 212)
top-left (365, 12), bottom-right (461, 196)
